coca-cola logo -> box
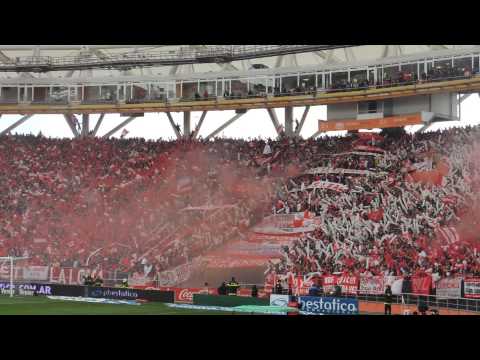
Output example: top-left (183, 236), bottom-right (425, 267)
top-left (178, 289), bottom-right (194, 302)
top-left (176, 288), bottom-right (209, 302)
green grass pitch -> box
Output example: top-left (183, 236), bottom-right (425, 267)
top-left (0, 295), bottom-right (235, 315)
top-left (0, 295), bottom-right (375, 315)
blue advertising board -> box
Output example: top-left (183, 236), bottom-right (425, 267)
top-left (299, 296), bottom-right (359, 315)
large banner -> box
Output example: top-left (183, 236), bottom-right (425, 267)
top-left (299, 296), bottom-right (359, 315)
top-left (464, 278), bottom-right (480, 299)
top-left (435, 277), bottom-right (462, 299)
top-left (307, 180), bottom-right (348, 192)
top-left (252, 213), bottom-right (317, 236)
top-left (407, 159), bottom-right (449, 187)
top-left (322, 275), bottom-right (359, 295)
top-left (358, 275), bottom-right (404, 295)
top-left (249, 233), bottom-right (301, 243)
top-left (411, 275), bottom-right (433, 295)
top-left (359, 276), bottom-right (385, 295)
top-left (353, 145), bottom-right (385, 154)
top-left (318, 113), bottom-right (422, 132)
top-left (156, 261), bottom-right (201, 287)
top-left (49, 267), bottom-right (103, 285)
top-left (203, 255), bottom-right (270, 269)
top-left (304, 167), bottom-right (383, 176)
top-left (22, 266), bottom-right (49, 281)
top-left (128, 273), bottom-right (155, 287)
top-left (212, 241), bottom-right (284, 258)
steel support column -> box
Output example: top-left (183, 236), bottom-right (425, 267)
top-left (183, 111), bottom-right (191, 139)
top-left (193, 111), bottom-right (207, 139)
top-left (459, 93), bottom-right (471, 103)
top-left (205, 112), bottom-right (246, 140)
top-left (266, 108), bottom-right (282, 136)
top-left (102, 116), bottom-right (136, 138)
top-left (166, 112), bottom-right (182, 139)
top-left (64, 114), bottom-right (80, 138)
top-left (0, 114), bottom-right (33, 136)
top-left (294, 105), bottom-right (310, 137)
top-left (284, 106), bottom-right (294, 137)
top-left (92, 114), bottom-right (105, 137)
top-left (416, 124), bottom-right (431, 133)
top-left (81, 114), bottom-right (89, 137)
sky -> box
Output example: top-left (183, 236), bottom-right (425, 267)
top-left (1, 94), bottom-right (479, 140)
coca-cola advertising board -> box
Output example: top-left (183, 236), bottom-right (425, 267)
top-left (158, 287), bottom-right (217, 303)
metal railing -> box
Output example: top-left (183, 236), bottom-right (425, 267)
top-left (0, 73), bottom-right (476, 108)
top-left (354, 292), bottom-right (480, 313)
top-left (0, 45), bottom-right (351, 72)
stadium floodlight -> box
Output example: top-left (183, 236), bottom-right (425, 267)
top-left (0, 257), bottom-right (29, 297)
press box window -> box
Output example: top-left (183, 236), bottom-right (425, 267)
top-left (358, 101), bottom-right (383, 114)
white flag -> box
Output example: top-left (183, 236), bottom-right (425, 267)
top-left (121, 129), bottom-right (129, 138)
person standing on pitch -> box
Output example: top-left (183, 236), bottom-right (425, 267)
top-left (251, 284), bottom-right (258, 298)
top-left (384, 285), bottom-right (393, 315)
top-left (226, 277), bottom-right (240, 295)
top-left (94, 274), bottom-right (104, 287)
top-left (218, 282), bottom-right (227, 295)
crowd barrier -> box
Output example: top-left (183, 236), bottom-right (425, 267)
top-left (267, 274), bottom-right (480, 299)
top-left (355, 292), bottom-right (480, 313)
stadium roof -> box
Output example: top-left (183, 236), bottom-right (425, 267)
top-left (0, 45), bottom-right (473, 80)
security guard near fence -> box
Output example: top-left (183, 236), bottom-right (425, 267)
top-left (384, 285), bottom-right (393, 315)
top-left (251, 284), bottom-right (258, 298)
top-left (226, 277), bottom-right (240, 295)
top-left (83, 274), bottom-right (94, 286)
top-left (120, 278), bottom-right (129, 288)
top-left (218, 282), bottom-right (227, 295)
top-left (94, 275), bottom-right (104, 287)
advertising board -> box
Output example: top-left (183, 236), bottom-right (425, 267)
top-left (270, 294), bottom-right (290, 307)
top-left (0, 282), bottom-right (53, 296)
top-left (299, 296), bottom-right (359, 315)
top-left (86, 286), bottom-right (174, 303)
top-left (435, 277), bottom-right (462, 299)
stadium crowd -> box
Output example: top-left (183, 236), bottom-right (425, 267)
top-left (266, 127), bottom-right (480, 279)
top-left (1, 122), bottom-right (480, 281)
top-left (0, 134), bottom-right (280, 276)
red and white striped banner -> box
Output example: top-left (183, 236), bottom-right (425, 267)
top-left (307, 180), bottom-right (348, 192)
top-left (435, 226), bottom-right (460, 245)
top-left (304, 167), bottom-right (385, 176)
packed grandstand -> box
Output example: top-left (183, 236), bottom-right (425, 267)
top-left (1, 123), bottom-right (480, 300)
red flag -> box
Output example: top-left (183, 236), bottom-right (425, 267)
top-left (368, 208), bottom-right (384, 222)
top-left (292, 217), bottom-right (304, 228)
top-left (442, 195), bottom-right (457, 206)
